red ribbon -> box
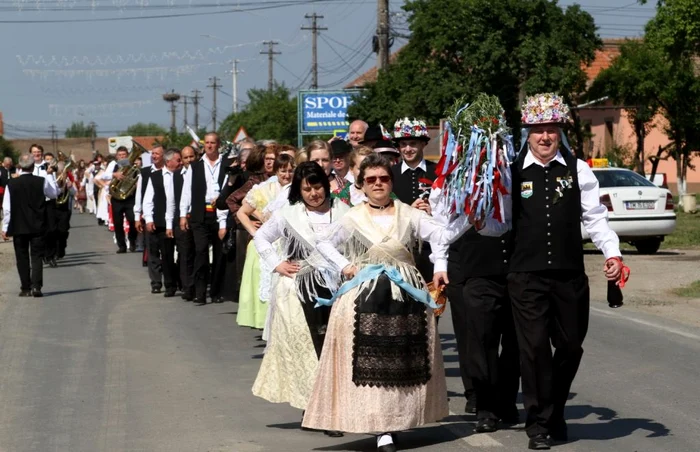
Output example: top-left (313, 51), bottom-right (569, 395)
top-left (606, 257), bottom-right (631, 288)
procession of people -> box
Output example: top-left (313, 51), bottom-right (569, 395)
top-left (0, 93), bottom-right (630, 451)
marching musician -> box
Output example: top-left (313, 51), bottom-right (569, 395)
top-left (141, 149), bottom-right (182, 298)
top-left (54, 160), bottom-right (76, 260)
top-left (174, 146), bottom-right (196, 301)
top-left (134, 145), bottom-right (165, 291)
top-left (104, 146), bottom-right (138, 254)
top-left (179, 133), bottom-right (232, 305)
top-left (2, 153), bottom-right (60, 297)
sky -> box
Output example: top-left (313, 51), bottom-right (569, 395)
top-left (0, 0), bottom-right (656, 139)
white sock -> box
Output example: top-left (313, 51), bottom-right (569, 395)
top-left (377, 433), bottom-right (393, 447)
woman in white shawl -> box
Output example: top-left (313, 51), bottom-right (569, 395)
top-left (252, 162), bottom-right (349, 437)
top-left (302, 154), bottom-right (500, 451)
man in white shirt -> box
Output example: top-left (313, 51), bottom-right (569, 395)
top-left (142, 149), bottom-right (182, 297)
top-left (174, 146), bottom-right (196, 300)
top-left (508, 94), bottom-right (625, 450)
top-left (2, 153), bottom-right (60, 297)
top-left (179, 133), bottom-right (231, 305)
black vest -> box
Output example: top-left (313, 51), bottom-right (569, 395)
top-left (7, 174), bottom-right (47, 235)
top-left (449, 228), bottom-right (512, 280)
top-left (174, 168), bottom-right (184, 221)
top-left (189, 157), bottom-right (229, 223)
top-left (510, 152), bottom-right (583, 273)
top-left (391, 160), bottom-right (437, 205)
top-left (141, 166), bottom-right (153, 200)
top-left (148, 170), bottom-right (167, 228)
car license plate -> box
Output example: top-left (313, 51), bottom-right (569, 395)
top-left (625, 201), bottom-right (655, 210)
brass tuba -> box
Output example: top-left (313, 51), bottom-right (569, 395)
top-left (55, 153), bottom-right (74, 205)
top-left (109, 141), bottom-right (146, 201)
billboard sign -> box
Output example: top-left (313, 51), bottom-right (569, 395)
top-left (298, 90), bottom-right (361, 135)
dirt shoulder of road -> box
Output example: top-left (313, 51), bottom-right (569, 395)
top-left (585, 248), bottom-right (700, 327)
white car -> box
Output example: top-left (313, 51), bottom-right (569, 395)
top-left (581, 167), bottom-right (676, 254)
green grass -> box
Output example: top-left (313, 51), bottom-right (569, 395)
top-left (661, 208), bottom-right (700, 249)
top-left (672, 280), bottom-right (700, 298)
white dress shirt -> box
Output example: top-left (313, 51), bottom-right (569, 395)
top-left (133, 166), bottom-right (156, 219)
top-left (99, 161), bottom-right (118, 181)
top-left (401, 159), bottom-right (428, 174)
top-left (142, 168), bottom-right (176, 230)
top-left (2, 172), bottom-right (60, 233)
top-left (522, 150), bottom-right (621, 259)
top-left (179, 157), bottom-right (228, 229)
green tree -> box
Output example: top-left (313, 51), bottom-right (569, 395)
top-left (589, 40), bottom-right (665, 174)
top-left (64, 121), bottom-right (95, 138)
top-left (219, 85), bottom-right (297, 144)
top-left (643, 0), bottom-right (700, 200)
top-left (120, 122), bottom-right (167, 136)
top-left (348, 0), bottom-right (601, 157)
top-left (0, 136), bottom-right (17, 160)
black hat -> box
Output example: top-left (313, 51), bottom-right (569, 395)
top-left (361, 125), bottom-right (385, 143)
top-left (372, 139), bottom-right (400, 156)
top-left (331, 139), bottom-right (352, 157)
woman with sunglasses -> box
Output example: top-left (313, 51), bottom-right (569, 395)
top-left (301, 153), bottom-right (473, 451)
top-left (252, 162), bottom-right (349, 437)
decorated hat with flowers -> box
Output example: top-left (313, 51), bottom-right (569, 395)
top-left (521, 93), bottom-right (571, 127)
top-left (393, 117), bottom-right (431, 142)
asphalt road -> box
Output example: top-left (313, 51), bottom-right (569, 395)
top-left (0, 213), bottom-right (697, 452)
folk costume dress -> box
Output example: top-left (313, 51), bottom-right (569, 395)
top-left (302, 200), bottom-right (466, 434)
top-left (252, 200), bottom-right (350, 410)
top-left (236, 179), bottom-right (283, 329)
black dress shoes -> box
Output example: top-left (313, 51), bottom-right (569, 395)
top-left (528, 434), bottom-right (551, 450)
top-left (48, 258), bottom-right (57, 268)
top-left (475, 417), bottom-right (498, 433)
top-left (465, 392), bottom-right (477, 414)
top-left (32, 289), bottom-right (43, 298)
top-left (19, 290), bottom-right (32, 297)
top-left (116, 248), bottom-right (127, 254)
top-left (129, 245), bottom-right (136, 252)
top-left (151, 287), bottom-right (162, 294)
top-left (194, 298), bottom-right (207, 306)
top-left (497, 406), bottom-right (521, 425)
top-left (323, 430), bottom-right (343, 438)
top-left (163, 290), bottom-right (176, 298)
top-left (213, 296), bottom-right (225, 303)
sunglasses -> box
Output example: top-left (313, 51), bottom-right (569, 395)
top-left (364, 175), bottom-right (391, 185)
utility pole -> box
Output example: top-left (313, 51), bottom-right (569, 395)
top-left (260, 41), bottom-right (280, 91)
top-left (49, 124), bottom-right (58, 152)
top-left (230, 59), bottom-right (242, 114)
top-left (191, 89), bottom-right (202, 131)
top-left (208, 77), bottom-right (221, 132)
top-left (377, 0), bottom-right (390, 70)
top-left (88, 121), bottom-right (97, 152)
top-left (182, 96), bottom-right (189, 130)
top-left (302, 13), bottom-right (327, 90)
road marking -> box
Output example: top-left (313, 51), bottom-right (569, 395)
top-left (591, 306), bottom-right (700, 341)
top-left (441, 410), bottom-right (504, 447)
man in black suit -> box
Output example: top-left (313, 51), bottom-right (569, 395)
top-left (2, 153), bottom-right (60, 297)
top-left (390, 118), bottom-right (436, 281)
top-left (0, 157), bottom-right (13, 214)
top-left (174, 146), bottom-right (196, 301)
top-left (108, 146), bottom-right (138, 254)
top-left (179, 133), bottom-right (232, 305)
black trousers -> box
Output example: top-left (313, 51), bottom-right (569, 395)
top-left (112, 198), bottom-right (137, 250)
top-left (191, 213), bottom-right (223, 300)
top-left (44, 201), bottom-right (59, 260)
top-left (508, 271), bottom-right (590, 437)
top-left (13, 233), bottom-right (45, 290)
top-left (147, 227), bottom-right (177, 291)
top-left (174, 225), bottom-right (194, 296)
top-left (55, 206), bottom-right (71, 258)
top-left (463, 276), bottom-right (520, 419)
top-left (444, 266), bottom-right (475, 401)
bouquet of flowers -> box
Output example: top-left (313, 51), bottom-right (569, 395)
top-left (433, 93), bottom-right (515, 227)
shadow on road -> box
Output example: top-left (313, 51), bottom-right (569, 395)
top-left (565, 404), bottom-right (671, 441)
top-left (310, 424), bottom-right (464, 451)
top-left (43, 286), bottom-right (108, 296)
